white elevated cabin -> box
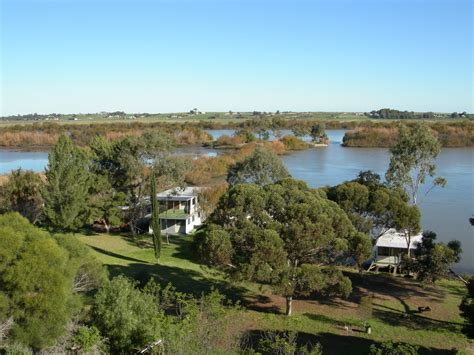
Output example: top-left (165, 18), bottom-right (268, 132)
top-left (368, 229), bottom-right (422, 273)
top-left (148, 187), bottom-right (204, 235)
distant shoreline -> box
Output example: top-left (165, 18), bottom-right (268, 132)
top-left (0, 118), bottom-right (472, 149)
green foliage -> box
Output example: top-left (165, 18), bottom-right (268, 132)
top-left (235, 128), bottom-right (257, 143)
top-left (349, 232), bottom-right (373, 272)
top-left (256, 331), bottom-right (323, 355)
top-left (391, 202), bottom-right (421, 255)
top-left (460, 277), bottom-right (474, 337)
top-left (0, 169), bottom-right (44, 223)
top-left (200, 179), bottom-right (357, 315)
top-left (386, 123), bottom-right (444, 205)
top-left (150, 170), bottom-right (161, 260)
top-left (227, 147), bottom-right (290, 186)
top-left (280, 135), bottom-right (310, 150)
top-left (93, 276), bottom-right (161, 353)
top-left (411, 231), bottom-right (461, 283)
top-left (310, 123), bottom-right (328, 143)
top-left (92, 276), bottom-right (238, 354)
top-left (326, 172), bottom-right (416, 242)
top-left (369, 341), bottom-right (419, 355)
top-left (54, 234), bottom-right (107, 293)
top-left (88, 136), bottom-right (127, 230)
top-left (0, 213), bottom-right (78, 350)
top-left (159, 289), bottom-right (239, 354)
top-left (292, 126), bottom-right (308, 137)
top-left (368, 108), bottom-right (417, 120)
top-left (91, 133), bottom-right (175, 234)
top-left (194, 224), bottom-right (233, 266)
top-left (43, 135), bottom-right (92, 231)
top-left (154, 155), bottom-right (191, 191)
top-left (72, 326), bottom-right (102, 352)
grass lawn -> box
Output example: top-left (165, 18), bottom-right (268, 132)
top-left (78, 232), bottom-right (473, 354)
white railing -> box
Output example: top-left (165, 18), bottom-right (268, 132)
top-left (375, 255), bottom-right (400, 265)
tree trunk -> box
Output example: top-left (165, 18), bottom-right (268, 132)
top-left (285, 296), bottom-right (293, 316)
top-left (104, 220), bottom-right (110, 233)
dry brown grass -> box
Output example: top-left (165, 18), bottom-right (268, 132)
top-left (0, 175), bottom-right (10, 186)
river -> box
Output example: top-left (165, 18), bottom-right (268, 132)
top-left (0, 129), bottom-right (473, 273)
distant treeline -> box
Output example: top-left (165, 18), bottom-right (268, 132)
top-left (343, 121), bottom-right (474, 148)
top-left (366, 108), bottom-right (470, 120)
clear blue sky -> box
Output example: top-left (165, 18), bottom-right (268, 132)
top-left (1, 0), bottom-right (472, 115)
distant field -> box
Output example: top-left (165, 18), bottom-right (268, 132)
top-left (0, 115), bottom-right (464, 128)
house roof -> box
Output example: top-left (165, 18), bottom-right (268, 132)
top-left (156, 187), bottom-right (202, 201)
top-left (375, 228), bottom-right (423, 249)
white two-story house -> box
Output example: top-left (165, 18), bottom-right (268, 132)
top-left (148, 187), bottom-right (204, 235)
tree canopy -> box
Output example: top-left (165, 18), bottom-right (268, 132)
top-left (326, 171), bottom-right (419, 243)
top-left (0, 213), bottom-right (79, 349)
top-left (0, 168), bottom-right (44, 224)
top-left (93, 276), bottom-right (161, 353)
top-left (411, 231), bottom-right (461, 283)
top-left (385, 123), bottom-right (445, 205)
top-left (196, 179), bottom-right (369, 315)
top-left (42, 135), bottom-right (92, 231)
top-left (226, 147), bottom-right (290, 187)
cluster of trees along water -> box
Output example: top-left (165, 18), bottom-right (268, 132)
top-left (0, 123), bottom-right (473, 353)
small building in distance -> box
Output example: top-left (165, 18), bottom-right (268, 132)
top-left (148, 187), bottom-right (204, 235)
top-left (368, 229), bottom-right (423, 273)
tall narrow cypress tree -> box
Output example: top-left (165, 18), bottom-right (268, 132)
top-left (150, 170), bottom-right (161, 260)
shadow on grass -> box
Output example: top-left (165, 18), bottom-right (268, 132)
top-left (240, 330), bottom-right (459, 355)
top-left (303, 312), bottom-right (346, 327)
top-left (241, 294), bottom-right (282, 314)
top-left (441, 281), bottom-right (467, 298)
top-left (346, 271), bottom-right (443, 303)
top-left (372, 303), bottom-right (464, 333)
top-left (89, 245), bottom-right (148, 263)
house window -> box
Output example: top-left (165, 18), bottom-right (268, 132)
top-left (378, 247), bottom-right (390, 256)
top-left (187, 218), bottom-right (190, 225)
top-left (192, 215), bottom-right (195, 222)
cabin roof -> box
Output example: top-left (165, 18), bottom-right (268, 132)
top-left (156, 187), bottom-right (202, 201)
top-left (375, 228), bottom-right (423, 249)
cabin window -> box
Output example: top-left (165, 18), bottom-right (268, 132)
top-left (192, 215), bottom-right (195, 222)
top-left (378, 247), bottom-right (390, 256)
top-left (187, 218), bottom-right (190, 225)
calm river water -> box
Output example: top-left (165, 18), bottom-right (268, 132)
top-left (1, 129), bottom-right (473, 272)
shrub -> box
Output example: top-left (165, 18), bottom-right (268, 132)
top-left (281, 135), bottom-right (311, 150)
top-left (72, 326), bottom-right (102, 352)
top-left (369, 341), bottom-right (419, 355)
